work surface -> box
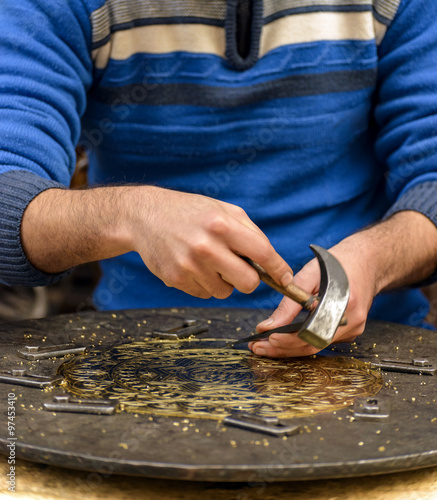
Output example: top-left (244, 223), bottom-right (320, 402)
top-left (0, 307), bottom-right (436, 497)
top-left (1, 457), bottom-right (436, 499)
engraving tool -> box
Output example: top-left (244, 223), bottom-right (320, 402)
top-left (240, 245), bottom-right (350, 349)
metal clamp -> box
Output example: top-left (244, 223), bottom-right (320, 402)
top-left (152, 319), bottom-right (208, 340)
top-left (353, 397), bottom-right (390, 422)
top-left (17, 344), bottom-right (86, 360)
top-left (223, 412), bottom-right (301, 437)
top-left (0, 369), bottom-right (63, 388)
top-left (44, 395), bottom-right (119, 415)
top-left (371, 358), bottom-right (435, 375)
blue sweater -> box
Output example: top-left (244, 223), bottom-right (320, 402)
top-left (0, 0), bottom-right (436, 326)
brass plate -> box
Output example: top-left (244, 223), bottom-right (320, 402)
top-left (58, 339), bottom-right (383, 419)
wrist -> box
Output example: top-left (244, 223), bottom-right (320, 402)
top-left (329, 230), bottom-right (381, 297)
top-left (337, 211), bottom-right (437, 295)
top-left (103, 185), bottom-right (139, 255)
top-left (118, 184), bottom-right (163, 255)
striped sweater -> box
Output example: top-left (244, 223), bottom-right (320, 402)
top-left (0, 0), bottom-right (436, 326)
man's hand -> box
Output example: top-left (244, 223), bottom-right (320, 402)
top-left (127, 187), bottom-right (294, 299)
top-left (21, 185), bottom-right (294, 299)
top-left (250, 211), bottom-right (437, 358)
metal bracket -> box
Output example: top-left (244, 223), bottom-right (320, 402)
top-left (0, 369), bottom-right (63, 388)
top-left (44, 395), bottom-right (119, 415)
top-left (152, 319), bottom-right (208, 340)
top-left (371, 358), bottom-right (435, 375)
top-left (353, 397), bottom-right (390, 422)
top-left (17, 344), bottom-right (86, 360)
top-left (223, 412), bottom-right (301, 437)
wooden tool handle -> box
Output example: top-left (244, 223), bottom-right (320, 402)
top-left (242, 257), bottom-right (318, 310)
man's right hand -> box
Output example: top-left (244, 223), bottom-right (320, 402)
top-left (21, 185), bottom-right (293, 299)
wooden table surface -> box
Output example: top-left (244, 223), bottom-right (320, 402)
top-left (1, 457), bottom-right (436, 500)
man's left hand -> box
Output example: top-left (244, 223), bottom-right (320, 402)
top-left (250, 211), bottom-right (437, 358)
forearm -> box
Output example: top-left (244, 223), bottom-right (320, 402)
top-left (20, 185), bottom-right (294, 301)
top-left (21, 186), bottom-right (139, 273)
top-left (346, 210), bottom-right (437, 294)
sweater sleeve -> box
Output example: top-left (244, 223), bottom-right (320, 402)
top-left (374, 0), bottom-right (437, 285)
top-left (0, 0), bottom-right (93, 286)
top-left (375, 0), bottom-right (437, 226)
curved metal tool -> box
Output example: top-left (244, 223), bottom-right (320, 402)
top-left (242, 245), bottom-right (350, 349)
top-left (297, 245), bottom-right (349, 349)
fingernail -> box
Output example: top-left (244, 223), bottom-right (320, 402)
top-left (280, 271), bottom-right (293, 287)
top-left (254, 347), bottom-right (267, 357)
top-left (257, 318), bottom-right (274, 330)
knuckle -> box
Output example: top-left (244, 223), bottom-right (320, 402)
top-left (354, 318), bottom-right (367, 335)
top-left (275, 297), bottom-right (297, 315)
top-left (351, 304), bottom-right (368, 329)
top-left (213, 286), bottom-right (233, 299)
top-left (167, 260), bottom-right (195, 289)
top-left (347, 292), bottom-right (359, 311)
top-left (176, 255), bottom-right (196, 275)
top-left (206, 214), bottom-right (230, 235)
top-left (185, 282), bottom-right (212, 299)
top-left (238, 274), bottom-right (260, 294)
top-left (167, 271), bottom-right (186, 289)
top-left (191, 239), bottom-right (213, 258)
top-left (231, 205), bottom-right (247, 218)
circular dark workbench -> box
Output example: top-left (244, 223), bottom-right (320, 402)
top-left (0, 307), bottom-right (436, 492)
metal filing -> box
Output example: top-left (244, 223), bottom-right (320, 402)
top-left (17, 343), bottom-right (86, 360)
top-left (371, 358), bottom-right (435, 375)
top-left (152, 318), bottom-right (208, 339)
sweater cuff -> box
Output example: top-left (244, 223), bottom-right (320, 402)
top-left (384, 180), bottom-right (437, 286)
top-left (0, 169), bottom-right (71, 287)
top-left (384, 180), bottom-right (437, 225)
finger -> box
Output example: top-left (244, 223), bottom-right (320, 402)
top-left (201, 211), bottom-right (293, 294)
top-left (332, 335), bottom-right (357, 344)
top-left (163, 263), bottom-right (234, 299)
top-left (256, 296), bottom-right (302, 332)
top-left (200, 276), bottom-right (235, 299)
top-left (291, 257), bottom-right (321, 293)
top-left (163, 277), bottom-right (213, 299)
top-left (223, 203), bottom-right (266, 237)
top-left (220, 216), bottom-right (294, 290)
top-left (256, 258), bottom-right (321, 331)
top-left (191, 268), bottom-right (235, 299)
top-left (194, 244), bottom-right (261, 294)
top-left (249, 339), bottom-right (321, 358)
top-left (249, 332), bottom-right (319, 354)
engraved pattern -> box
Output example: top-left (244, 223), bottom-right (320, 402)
top-left (58, 339), bottom-right (382, 419)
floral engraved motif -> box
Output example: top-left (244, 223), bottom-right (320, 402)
top-left (58, 339), bottom-right (382, 419)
